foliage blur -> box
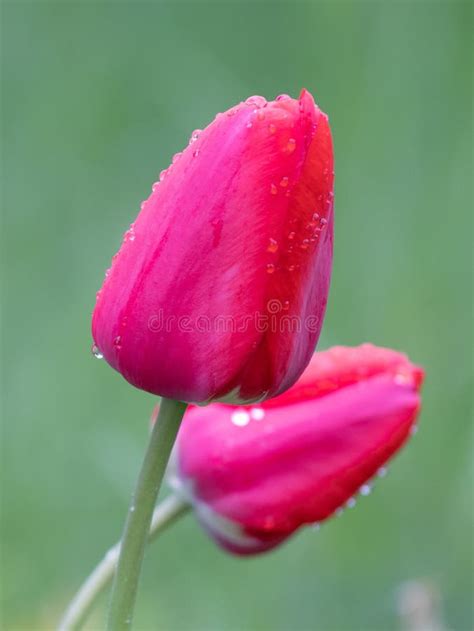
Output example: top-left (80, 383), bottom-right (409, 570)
top-left (2, 2), bottom-right (472, 630)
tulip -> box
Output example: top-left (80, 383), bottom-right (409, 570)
top-left (168, 344), bottom-right (424, 555)
top-left (92, 90), bottom-right (334, 404)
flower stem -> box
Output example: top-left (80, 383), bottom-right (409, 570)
top-left (57, 494), bottom-right (190, 631)
top-left (106, 398), bottom-right (187, 631)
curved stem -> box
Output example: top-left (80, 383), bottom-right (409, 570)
top-left (107, 397), bottom-right (187, 631)
top-left (57, 494), bottom-right (190, 631)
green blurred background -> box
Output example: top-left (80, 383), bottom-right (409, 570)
top-left (2, 1), bottom-right (472, 630)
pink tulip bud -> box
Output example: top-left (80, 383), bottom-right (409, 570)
top-left (92, 90), bottom-right (334, 404)
top-left (169, 344), bottom-right (424, 554)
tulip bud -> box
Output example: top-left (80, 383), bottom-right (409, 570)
top-left (169, 344), bottom-right (424, 555)
top-left (92, 90), bottom-right (334, 404)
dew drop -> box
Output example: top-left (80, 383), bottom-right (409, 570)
top-left (231, 410), bottom-right (250, 427)
top-left (266, 263), bottom-right (276, 274)
top-left (377, 466), bottom-right (388, 478)
top-left (113, 335), bottom-right (122, 350)
top-left (346, 497), bottom-right (356, 509)
top-left (250, 407), bottom-right (265, 421)
top-left (270, 183), bottom-right (278, 195)
top-left (335, 507), bottom-right (344, 517)
top-left (288, 264), bottom-right (295, 272)
top-left (267, 238), bottom-right (278, 253)
top-left (256, 109), bottom-right (265, 121)
top-left (410, 424), bottom-right (419, 436)
top-left (193, 149), bottom-right (200, 158)
top-left (360, 484), bottom-right (372, 496)
top-left (300, 239), bottom-right (309, 250)
top-left (311, 523), bottom-right (321, 532)
top-left (268, 123), bottom-right (276, 134)
top-left (286, 138), bottom-right (296, 153)
top-left (320, 217), bottom-right (328, 226)
top-left (246, 95), bottom-right (267, 108)
top-left (288, 231), bottom-right (296, 240)
top-left (91, 344), bottom-right (103, 359)
top-left (189, 129), bottom-right (202, 144)
top-left (246, 121), bottom-right (253, 128)
top-left (312, 213), bottom-right (320, 221)
top-left (280, 176), bottom-right (289, 188)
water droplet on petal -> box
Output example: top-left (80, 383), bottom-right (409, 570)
top-left (172, 152), bottom-right (182, 164)
top-left (311, 523), bottom-right (321, 532)
top-left (288, 231), bottom-right (296, 240)
top-left (270, 183), bottom-right (278, 195)
top-left (189, 129), bottom-right (202, 144)
top-left (410, 424), bottom-right (419, 436)
top-left (320, 217), bottom-right (327, 226)
top-left (250, 407), bottom-right (265, 421)
top-left (159, 169), bottom-right (167, 181)
top-left (193, 149), bottom-right (200, 158)
top-left (246, 121), bottom-right (253, 128)
top-left (335, 507), bottom-right (344, 517)
top-left (256, 109), bottom-right (265, 121)
top-left (91, 344), bottom-right (103, 359)
top-left (231, 410), bottom-right (250, 427)
top-left (377, 466), bottom-right (388, 478)
top-left (113, 335), bottom-right (122, 350)
top-left (245, 95), bottom-right (267, 108)
top-left (346, 497), bottom-right (356, 508)
top-left (268, 123), bottom-right (276, 134)
top-left (312, 213), bottom-right (320, 221)
top-left (266, 263), bottom-right (276, 274)
top-left (267, 238), bottom-right (278, 253)
top-left (286, 138), bottom-right (296, 153)
top-left (360, 484), bottom-right (372, 496)
top-left (288, 264), bottom-right (295, 272)
top-left (280, 176), bottom-right (289, 188)
top-left (282, 300), bottom-right (290, 310)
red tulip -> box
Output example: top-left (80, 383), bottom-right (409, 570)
top-left (169, 344), bottom-right (424, 554)
top-left (92, 90), bottom-right (334, 404)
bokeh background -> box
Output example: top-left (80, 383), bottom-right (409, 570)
top-left (2, 2), bottom-right (472, 630)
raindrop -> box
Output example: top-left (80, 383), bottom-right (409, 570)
top-left (377, 466), bottom-right (388, 478)
top-left (286, 138), bottom-right (296, 153)
top-left (267, 238), bottom-right (278, 253)
top-left (311, 523), bottom-right (321, 532)
top-left (346, 497), bottom-right (356, 509)
top-left (189, 129), bottom-right (202, 144)
top-left (250, 408), bottom-right (265, 421)
top-left (246, 121), bottom-right (253, 128)
top-left (312, 213), bottom-right (320, 221)
top-left (245, 95), bottom-right (267, 108)
top-left (320, 217), bottom-right (328, 226)
top-left (113, 335), bottom-right (122, 350)
top-left (91, 344), bottom-right (103, 359)
top-left (282, 300), bottom-right (290, 311)
top-left (359, 484), bottom-right (372, 496)
top-left (288, 264), bottom-right (296, 272)
top-left (288, 231), bottom-right (296, 240)
top-left (268, 123), bottom-right (276, 134)
top-left (280, 176), bottom-right (289, 188)
top-left (231, 410), bottom-right (250, 427)
top-left (270, 183), bottom-right (278, 195)
top-left (335, 508), bottom-right (344, 517)
top-left (193, 149), bottom-right (200, 158)
top-left (410, 424), bottom-right (419, 436)
top-left (300, 239), bottom-right (309, 250)
top-left (266, 263), bottom-right (276, 274)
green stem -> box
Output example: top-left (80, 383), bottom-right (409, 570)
top-left (106, 398), bottom-right (187, 631)
top-left (57, 494), bottom-right (190, 631)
